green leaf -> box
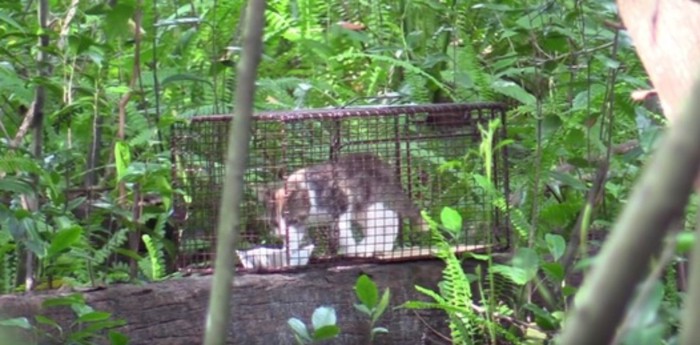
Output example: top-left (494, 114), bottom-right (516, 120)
top-left (43, 294), bottom-right (84, 308)
top-left (0, 176), bottom-right (34, 194)
top-left (491, 264), bottom-right (529, 285)
top-left (545, 234), bottom-right (566, 261)
top-left (562, 286), bottom-right (577, 297)
top-left (467, 253), bottom-right (490, 261)
top-left (161, 73), bottom-right (214, 88)
top-left (355, 275), bottom-right (378, 309)
top-left (287, 318), bottom-right (311, 342)
top-left (311, 325), bottom-right (340, 341)
top-left (541, 262), bottom-right (565, 282)
top-left (440, 207), bottom-right (462, 233)
top-left (492, 79), bottom-right (536, 105)
top-left (676, 231), bottom-right (694, 254)
top-left (523, 304), bottom-right (560, 330)
top-left (512, 247), bottom-right (540, 281)
top-left (0, 317), bottom-right (32, 329)
top-left (84, 3), bottom-right (111, 15)
top-left (35, 315), bottom-right (61, 332)
top-left (77, 311), bottom-right (112, 323)
top-left (353, 303), bottom-right (371, 316)
top-left (104, 2), bottom-right (135, 39)
top-left (371, 327), bottom-right (389, 335)
top-left (515, 14), bottom-right (546, 30)
top-left (549, 171), bottom-right (588, 191)
top-left (372, 288), bottom-right (391, 324)
top-left (108, 331), bottom-right (129, 345)
top-left (71, 303), bottom-right (95, 317)
top-left (0, 12), bottom-right (25, 33)
top-left (114, 141), bottom-right (131, 182)
top-left (47, 226), bottom-right (83, 257)
top-left (311, 306), bottom-right (337, 330)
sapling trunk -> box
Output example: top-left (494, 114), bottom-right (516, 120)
top-left (202, 1), bottom-right (267, 345)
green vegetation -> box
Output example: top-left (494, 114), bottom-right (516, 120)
top-left (0, 0), bottom-right (692, 344)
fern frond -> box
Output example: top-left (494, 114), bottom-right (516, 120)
top-left (92, 228), bottom-right (130, 266)
top-left (432, 227), bottom-right (476, 345)
top-left (140, 234), bottom-right (166, 280)
top-left (0, 154), bottom-right (42, 175)
top-left (0, 246), bottom-right (17, 294)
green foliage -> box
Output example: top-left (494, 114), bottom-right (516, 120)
top-left (287, 306), bottom-right (340, 345)
top-left (0, 0), bottom-right (690, 343)
top-left (286, 275), bottom-right (391, 344)
top-left (403, 210), bottom-right (476, 345)
top-left (0, 293), bottom-right (128, 345)
top-left (354, 274), bottom-right (391, 342)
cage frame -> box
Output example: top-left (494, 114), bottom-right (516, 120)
top-left (171, 102), bottom-right (511, 273)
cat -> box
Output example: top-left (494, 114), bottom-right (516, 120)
top-left (257, 153), bottom-right (427, 263)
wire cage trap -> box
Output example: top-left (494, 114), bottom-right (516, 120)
top-left (171, 103), bottom-right (511, 272)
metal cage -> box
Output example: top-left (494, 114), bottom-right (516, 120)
top-left (171, 103), bottom-right (510, 272)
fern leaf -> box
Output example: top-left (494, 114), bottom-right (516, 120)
top-left (141, 234), bottom-right (166, 280)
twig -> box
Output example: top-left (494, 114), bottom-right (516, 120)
top-left (9, 101), bottom-right (36, 148)
top-left (560, 160), bottom-right (609, 277)
top-left (411, 310), bottom-right (453, 344)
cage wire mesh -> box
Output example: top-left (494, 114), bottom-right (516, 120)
top-left (171, 103), bottom-right (510, 272)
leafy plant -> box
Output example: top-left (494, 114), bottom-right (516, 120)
top-left (287, 306), bottom-right (340, 345)
top-left (0, 293), bottom-right (128, 345)
top-left (403, 208), bottom-right (490, 345)
top-left (354, 274), bottom-right (391, 343)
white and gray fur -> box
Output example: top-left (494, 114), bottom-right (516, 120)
top-left (259, 153), bottom-right (426, 259)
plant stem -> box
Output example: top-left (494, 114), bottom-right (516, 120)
top-left (203, 1), bottom-right (266, 345)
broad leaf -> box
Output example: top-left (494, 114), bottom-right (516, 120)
top-left (372, 288), bottom-right (391, 324)
top-left (287, 318), bottom-right (311, 341)
top-left (77, 311), bottom-right (112, 323)
top-left (311, 306), bottom-right (336, 330)
top-left (48, 226), bottom-right (83, 257)
top-left (545, 234), bottom-right (566, 261)
top-left (440, 207), bottom-right (462, 233)
top-left (114, 141), bottom-right (131, 182)
top-left (108, 331), bottom-right (130, 345)
top-left (355, 275), bottom-right (378, 309)
top-left (0, 317), bottom-right (32, 329)
top-left (512, 247), bottom-right (540, 282)
top-left (312, 325), bottom-right (340, 341)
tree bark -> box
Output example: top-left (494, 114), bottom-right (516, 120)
top-left (617, 0), bottom-right (700, 123)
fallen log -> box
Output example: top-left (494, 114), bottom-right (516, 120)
top-left (0, 260), bottom-right (465, 345)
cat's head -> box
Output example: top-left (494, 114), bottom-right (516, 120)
top-left (255, 181), bottom-right (311, 238)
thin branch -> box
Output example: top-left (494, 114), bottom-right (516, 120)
top-left (203, 1), bottom-right (267, 344)
top-left (560, 160), bottom-right (609, 278)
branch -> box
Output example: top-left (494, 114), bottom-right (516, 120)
top-left (560, 160), bottom-right (609, 278)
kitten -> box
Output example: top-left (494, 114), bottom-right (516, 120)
top-left (259, 153), bottom-right (426, 261)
